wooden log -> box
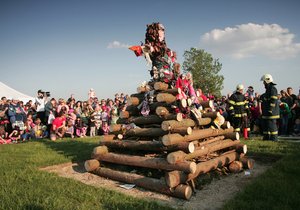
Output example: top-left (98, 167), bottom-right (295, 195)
top-left (158, 113), bottom-right (183, 122)
top-left (202, 111), bottom-right (220, 119)
top-left (109, 124), bottom-right (123, 133)
top-left (99, 140), bottom-right (195, 153)
top-left (126, 105), bottom-right (139, 112)
top-left (84, 159), bottom-right (100, 172)
top-left (221, 121), bottom-right (231, 129)
top-left (239, 157), bottom-right (255, 169)
top-left (170, 127), bottom-right (193, 135)
top-left (162, 88), bottom-right (181, 95)
top-left (157, 93), bottom-right (177, 104)
top-left (93, 152), bottom-right (197, 174)
top-left (128, 97), bottom-right (140, 106)
top-left (93, 167), bottom-right (192, 200)
top-left (130, 93), bottom-right (145, 101)
top-left (92, 146), bottom-right (109, 157)
top-left (228, 161), bottom-right (243, 173)
top-left (200, 100), bottom-right (214, 109)
top-left (125, 128), bottom-right (168, 137)
top-left (155, 106), bottom-right (170, 116)
top-left (197, 117), bottom-right (212, 126)
top-left (149, 102), bottom-right (172, 112)
top-left (154, 82), bottom-right (168, 91)
top-left (161, 119), bottom-right (196, 131)
top-left (128, 115), bottom-right (163, 125)
top-left (193, 135), bottom-right (225, 148)
top-left (167, 139), bottom-right (241, 164)
top-left (137, 85), bottom-right (151, 93)
top-left (223, 132), bottom-right (240, 140)
top-left (162, 127), bottom-right (234, 146)
top-left (165, 150), bottom-right (239, 187)
top-left (119, 111), bottom-right (130, 119)
top-left (99, 134), bottom-right (116, 141)
top-left (235, 143), bottom-right (247, 154)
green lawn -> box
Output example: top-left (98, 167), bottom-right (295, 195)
top-left (1, 138), bottom-right (300, 210)
top-left (223, 139), bottom-right (300, 210)
top-left (0, 138), bottom-right (173, 210)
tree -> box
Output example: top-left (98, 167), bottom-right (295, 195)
top-left (182, 48), bottom-right (224, 97)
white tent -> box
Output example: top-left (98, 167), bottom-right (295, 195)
top-left (0, 82), bottom-right (34, 103)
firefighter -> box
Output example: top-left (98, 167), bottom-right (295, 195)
top-left (260, 74), bottom-right (280, 141)
top-left (228, 84), bottom-right (250, 136)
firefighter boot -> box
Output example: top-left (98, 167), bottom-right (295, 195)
top-left (270, 134), bottom-right (278, 142)
top-left (263, 134), bottom-right (270, 140)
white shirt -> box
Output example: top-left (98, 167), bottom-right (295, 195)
top-left (35, 97), bottom-right (46, 112)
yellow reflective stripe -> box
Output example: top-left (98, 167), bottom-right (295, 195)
top-left (235, 128), bottom-right (241, 131)
top-left (263, 131), bottom-right (270, 134)
top-left (271, 96), bottom-right (278, 99)
top-left (235, 102), bottom-right (245, 106)
top-left (245, 105), bottom-right (249, 109)
top-left (270, 103), bottom-right (275, 107)
top-left (234, 113), bottom-right (247, 117)
top-left (229, 107), bottom-right (234, 110)
top-left (262, 115), bottom-right (280, 119)
top-left (229, 100), bottom-right (236, 105)
top-left (270, 131), bottom-right (278, 135)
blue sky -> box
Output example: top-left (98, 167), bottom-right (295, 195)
top-left (1, 0), bottom-right (300, 100)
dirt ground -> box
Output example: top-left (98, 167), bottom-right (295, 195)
top-left (40, 159), bottom-right (271, 210)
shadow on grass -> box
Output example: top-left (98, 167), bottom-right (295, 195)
top-left (41, 138), bottom-right (99, 170)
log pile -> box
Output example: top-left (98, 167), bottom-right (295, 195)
top-left (85, 82), bottom-right (254, 200)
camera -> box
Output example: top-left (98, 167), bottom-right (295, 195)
top-left (38, 90), bottom-right (51, 98)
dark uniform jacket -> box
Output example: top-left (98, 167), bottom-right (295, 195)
top-left (260, 83), bottom-right (280, 119)
top-left (228, 91), bottom-right (249, 117)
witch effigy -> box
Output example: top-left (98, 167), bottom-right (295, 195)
top-left (129, 22), bottom-right (203, 120)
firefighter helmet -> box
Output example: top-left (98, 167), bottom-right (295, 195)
top-left (261, 74), bottom-right (273, 84)
top-left (236, 84), bottom-right (244, 91)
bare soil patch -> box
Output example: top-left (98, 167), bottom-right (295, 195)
top-left (40, 158), bottom-right (272, 210)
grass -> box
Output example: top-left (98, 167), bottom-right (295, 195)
top-left (1, 137), bottom-right (300, 210)
top-left (0, 138), bottom-right (174, 210)
top-left (222, 138), bottom-right (300, 210)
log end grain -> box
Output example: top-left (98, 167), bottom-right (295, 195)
top-left (84, 159), bottom-right (100, 172)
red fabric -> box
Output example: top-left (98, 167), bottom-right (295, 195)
top-left (129, 46), bottom-right (143, 57)
top-left (52, 117), bottom-right (66, 131)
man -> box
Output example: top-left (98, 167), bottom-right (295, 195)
top-left (260, 74), bottom-right (280, 141)
top-left (35, 90), bottom-right (47, 124)
top-left (228, 84), bottom-right (250, 136)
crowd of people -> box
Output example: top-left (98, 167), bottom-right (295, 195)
top-left (0, 89), bottom-right (129, 143)
top-left (0, 79), bottom-right (299, 144)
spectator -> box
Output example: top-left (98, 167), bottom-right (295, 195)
top-left (50, 112), bottom-right (66, 141)
top-left (74, 117), bottom-right (87, 138)
top-left (65, 120), bottom-right (74, 138)
top-left (35, 90), bottom-right (48, 124)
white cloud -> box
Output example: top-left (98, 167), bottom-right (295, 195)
top-left (200, 23), bottom-right (300, 59)
top-left (107, 41), bottom-right (130, 49)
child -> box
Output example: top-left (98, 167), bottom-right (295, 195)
top-left (101, 121), bottom-right (109, 135)
top-left (74, 117), bottom-right (87, 138)
top-left (89, 115), bottom-right (96, 137)
top-left (0, 125), bottom-right (11, 144)
top-left (9, 127), bottom-right (23, 143)
top-left (50, 112), bottom-right (66, 141)
top-left (32, 118), bottom-right (47, 139)
top-left (65, 120), bottom-right (74, 138)
top-left (67, 109), bottom-right (77, 125)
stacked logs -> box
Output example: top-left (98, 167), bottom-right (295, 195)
top-left (85, 81), bottom-right (254, 200)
